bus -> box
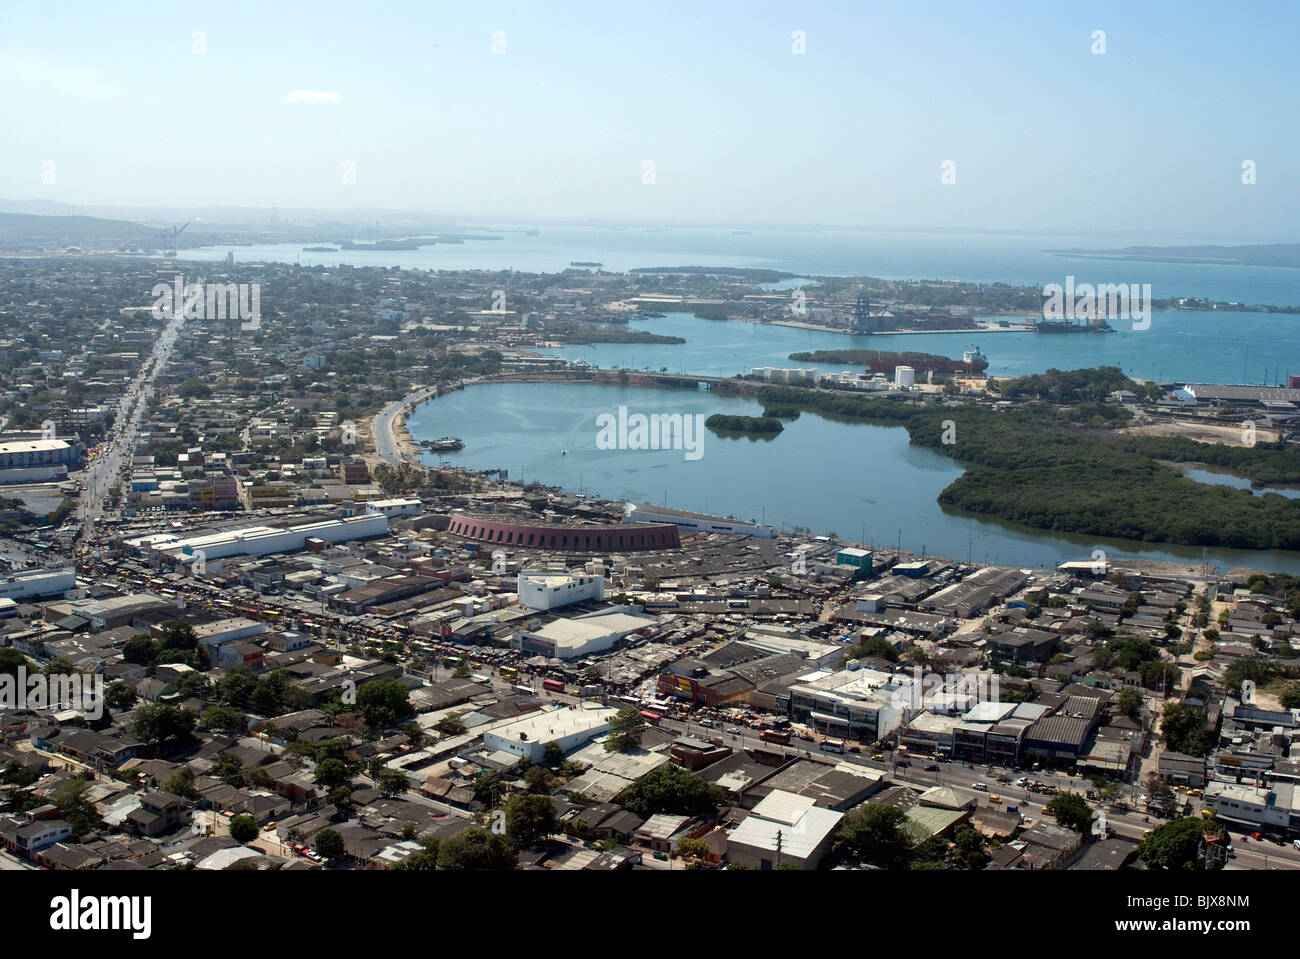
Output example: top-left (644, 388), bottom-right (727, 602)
top-left (513, 684), bottom-right (537, 697)
top-left (499, 666), bottom-right (518, 682)
top-left (820, 738), bottom-right (845, 754)
top-left (760, 729), bottom-right (791, 745)
top-left (639, 710), bottom-right (662, 726)
top-left (542, 678), bottom-right (566, 694)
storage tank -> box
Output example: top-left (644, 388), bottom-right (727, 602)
top-left (894, 365), bottom-right (915, 389)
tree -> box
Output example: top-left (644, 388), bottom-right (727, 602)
top-left (950, 823), bottom-right (989, 869)
top-left (1280, 683), bottom-right (1300, 710)
top-left (131, 704), bottom-right (197, 752)
top-left (355, 679), bottom-right (411, 728)
top-left (542, 741), bottom-right (565, 767)
top-left (376, 768), bottom-right (409, 798)
top-left (677, 837), bottom-right (711, 860)
top-left (104, 681), bottom-right (137, 711)
top-left (158, 766), bottom-right (196, 797)
top-left (614, 765), bottom-right (726, 818)
top-left (1115, 687), bottom-right (1143, 720)
top-left (436, 713), bottom-right (468, 737)
top-left (211, 753), bottom-right (244, 785)
top-left (504, 793), bottom-right (557, 844)
top-left (121, 635), bottom-right (156, 666)
top-left (229, 814), bottom-right (259, 843)
top-left (314, 758), bottom-right (352, 790)
top-left (54, 778), bottom-right (99, 838)
top-left (833, 804), bottom-right (913, 868)
top-left (1161, 703), bottom-right (1211, 756)
top-left (314, 827), bottom-right (345, 859)
top-left (1045, 792), bottom-right (1095, 834)
top-left (604, 707), bottom-right (647, 753)
top-left (1139, 817), bottom-right (1218, 870)
top-left (202, 704), bottom-right (244, 732)
top-left (436, 828), bottom-right (516, 870)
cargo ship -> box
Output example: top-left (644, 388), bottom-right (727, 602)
top-left (1035, 318), bottom-right (1113, 333)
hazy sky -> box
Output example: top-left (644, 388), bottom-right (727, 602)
top-left (1, 0), bottom-right (1297, 236)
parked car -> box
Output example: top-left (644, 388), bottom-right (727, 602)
top-left (924, 763), bottom-right (940, 772)
top-left (972, 782), bottom-right (989, 791)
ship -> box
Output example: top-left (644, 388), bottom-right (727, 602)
top-left (420, 437), bottom-right (464, 452)
top-left (1035, 318), bottom-right (1113, 333)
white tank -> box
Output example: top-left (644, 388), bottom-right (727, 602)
top-left (894, 365), bottom-right (915, 389)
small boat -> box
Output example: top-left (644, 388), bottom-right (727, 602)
top-left (561, 450), bottom-right (568, 456)
top-left (420, 436), bottom-right (464, 452)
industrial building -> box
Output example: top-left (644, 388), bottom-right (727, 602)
top-left (482, 705), bottom-right (618, 762)
top-left (0, 568), bottom-right (76, 601)
top-left (512, 608), bottom-right (658, 660)
top-left (726, 790), bottom-right (844, 870)
top-left (127, 513), bottom-right (389, 563)
top-left (517, 570), bottom-right (606, 611)
top-left (447, 512), bottom-right (680, 552)
top-left (623, 503), bottom-right (775, 539)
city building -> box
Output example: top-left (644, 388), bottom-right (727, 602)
top-left (482, 705), bottom-right (617, 762)
top-left (517, 570), bottom-right (606, 610)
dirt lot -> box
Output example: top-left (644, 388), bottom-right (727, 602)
top-left (1120, 420), bottom-right (1279, 444)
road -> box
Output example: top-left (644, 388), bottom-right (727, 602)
top-left (372, 385), bottom-right (434, 466)
top-left (76, 312), bottom-right (185, 543)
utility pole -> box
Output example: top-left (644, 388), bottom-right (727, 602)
top-left (775, 829), bottom-right (783, 869)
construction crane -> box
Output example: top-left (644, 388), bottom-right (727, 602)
top-left (160, 222), bottom-right (189, 255)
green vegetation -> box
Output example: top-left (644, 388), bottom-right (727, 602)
top-left (704, 414), bottom-right (783, 435)
top-left (604, 707), bottom-right (647, 753)
top-left (1138, 817), bottom-right (1222, 870)
top-left (614, 765), bottom-right (726, 818)
top-left (756, 383), bottom-right (1300, 551)
top-left (1160, 703), bottom-right (1213, 756)
top-left (229, 814), bottom-right (259, 843)
top-left (1044, 792), bottom-right (1095, 833)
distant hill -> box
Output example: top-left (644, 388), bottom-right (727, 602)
top-left (0, 211), bottom-right (166, 247)
top-left (1052, 244), bottom-right (1300, 269)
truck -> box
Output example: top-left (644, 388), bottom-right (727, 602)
top-left (760, 729), bottom-right (791, 745)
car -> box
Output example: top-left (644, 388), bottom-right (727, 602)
top-left (725, 726), bottom-right (741, 735)
top-left (924, 763), bottom-right (940, 772)
top-left (871, 753), bottom-right (884, 761)
top-left (1251, 831), bottom-right (1263, 840)
top-left (1293, 839), bottom-right (1300, 851)
top-left (696, 719), bottom-right (713, 728)
top-left (989, 795), bottom-right (1002, 804)
top-left (972, 782), bottom-right (988, 791)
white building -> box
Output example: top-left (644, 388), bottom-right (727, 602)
top-left (191, 617), bottom-right (268, 648)
top-left (0, 568), bottom-right (76, 601)
top-left (365, 498), bottom-right (422, 519)
top-left (517, 570), bottom-right (606, 611)
top-left (624, 502), bottom-right (774, 538)
top-left (787, 667), bottom-right (907, 743)
top-left (726, 790), bottom-right (844, 870)
top-left (513, 608), bottom-right (658, 660)
top-left (128, 514), bottom-right (388, 563)
top-left (1206, 781), bottom-right (1299, 833)
top-left (482, 705), bottom-right (618, 761)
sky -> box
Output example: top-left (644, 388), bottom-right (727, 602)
top-left (1, 0), bottom-right (1297, 237)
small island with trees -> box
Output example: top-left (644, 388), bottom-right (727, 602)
top-left (705, 414), bottom-right (784, 436)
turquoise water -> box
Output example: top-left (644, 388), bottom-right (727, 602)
top-left (178, 225), bottom-right (1300, 305)
top-left (542, 311), bottom-right (1298, 385)
top-left (1184, 467), bottom-right (1300, 500)
top-left (408, 381), bottom-right (1300, 574)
